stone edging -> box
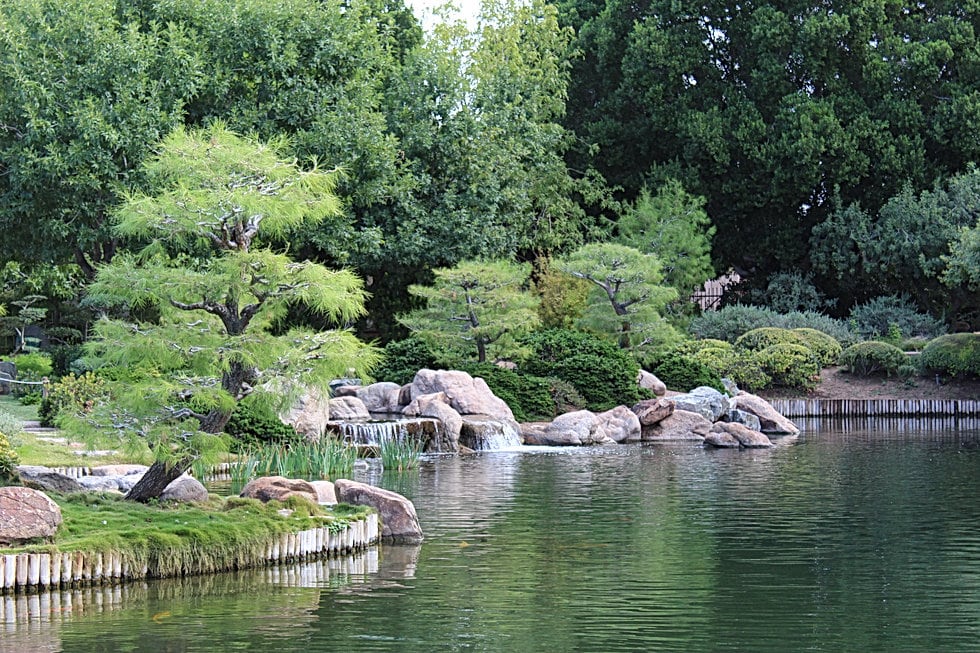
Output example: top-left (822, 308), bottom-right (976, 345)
top-left (1, 513), bottom-right (379, 594)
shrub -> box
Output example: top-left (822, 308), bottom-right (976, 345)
top-left (0, 409), bottom-right (23, 438)
top-left (839, 341), bottom-right (908, 377)
top-left (848, 296), bottom-right (946, 340)
top-left (9, 351), bottom-right (53, 399)
top-left (38, 372), bottom-right (108, 427)
top-left (918, 334), bottom-right (980, 379)
top-left (373, 336), bottom-right (441, 386)
top-left (696, 347), bottom-right (771, 392)
top-left (690, 305), bottom-right (857, 345)
top-left (224, 397), bottom-right (298, 451)
top-left (745, 271), bottom-right (835, 313)
top-left (645, 349), bottom-right (725, 393)
top-left (734, 327), bottom-right (806, 352)
top-left (791, 328), bottom-right (843, 366)
top-left (47, 344), bottom-right (85, 377)
top-left (755, 343), bottom-right (820, 391)
top-left (0, 430), bottom-right (18, 482)
top-left (459, 363), bottom-right (555, 422)
top-left (520, 329), bottom-right (644, 411)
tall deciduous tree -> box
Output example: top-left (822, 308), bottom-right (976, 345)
top-left (83, 124), bottom-right (378, 501)
top-left (399, 259), bottom-right (540, 363)
top-left (561, 243), bottom-right (678, 352)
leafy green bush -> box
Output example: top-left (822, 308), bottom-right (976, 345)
top-left (645, 350), bottom-right (725, 393)
top-left (848, 296), bottom-right (946, 340)
top-left (0, 430), bottom-right (18, 483)
top-left (47, 344), bottom-right (85, 377)
top-left (734, 327), bottom-right (806, 352)
top-left (520, 329), bottom-right (644, 411)
top-left (224, 397), bottom-right (298, 452)
top-left (755, 343), bottom-right (820, 391)
top-left (839, 341), bottom-right (908, 377)
top-left (690, 305), bottom-right (857, 345)
top-left (460, 363), bottom-right (556, 422)
top-left (918, 334), bottom-right (980, 379)
top-left (372, 336), bottom-right (442, 386)
top-left (791, 328), bottom-right (843, 366)
top-left (38, 372), bottom-right (108, 427)
top-left (745, 271), bottom-right (835, 313)
top-left (9, 352), bottom-right (53, 399)
top-left (696, 346), bottom-right (771, 392)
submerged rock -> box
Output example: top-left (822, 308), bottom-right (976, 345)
top-left (710, 422), bottom-right (773, 448)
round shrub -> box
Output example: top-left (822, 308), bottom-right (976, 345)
top-left (0, 430), bottom-right (18, 483)
top-left (735, 327), bottom-right (806, 353)
top-left (918, 333), bottom-right (980, 379)
top-left (0, 409), bottom-right (23, 438)
top-left (521, 329), bottom-right (644, 411)
top-left (373, 336), bottom-right (441, 386)
top-left (645, 350), bottom-right (725, 393)
top-left (839, 341), bottom-right (908, 377)
top-left (791, 328), bottom-right (843, 366)
top-left (755, 343), bottom-right (820, 391)
top-left (699, 348), bottom-right (771, 392)
top-left (224, 398), bottom-right (297, 451)
top-left (689, 305), bottom-right (857, 345)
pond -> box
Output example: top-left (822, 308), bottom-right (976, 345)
top-left (3, 419), bottom-right (979, 652)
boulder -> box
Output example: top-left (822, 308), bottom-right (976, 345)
top-left (333, 479), bottom-right (423, 543)
top-left (90, 464), bottom-right (149, 477)
top-left (309, 480), bottom-right (337, 505)
top-left (329, 396), bottom-right (371, 420)
top-left (703, 430), bottom-right (741, 448)
top-left (631, 398), bottom-right (675, 426)
top-left (596, 406), bottom-right (641, 443)
top-left (642, 410), bottom-right (712, 442)
top-left (458, 416), bottom-right (523, 450)
top-left (735, 393), bottom-right (800, 435)
top-left (15, 465), bottom-right (84, 493)
top-left (637, 370), bottom-right (667, 396)
top-left (409, 369), bottom-right (515, 420)
top-left (161, 476), bottom-right (209, 502)
top-left (282, 387), bottom-right (332, 438)
top-left (403, 393), bottom-right (462, 453)
top-left (331, 385), bottom-right (360, 398)
top-left (240, 476), bottom-right (318, 504)
top-left (398, 383), bottom-right (413, 407)
top-left (77, 475), bottom-right (125, 492)
top-left (712, 422), bottom-right (773, 448)
top-left (522, 410), bottom-right (613, 446)
top-left (356, 382), bottom-right (403, 413)
top-left (0, 486), bottom-right (62, 544)
top-left (669, 386), bottom-right (735, 422)
top-left (723, 408), bottom-right (762, 432)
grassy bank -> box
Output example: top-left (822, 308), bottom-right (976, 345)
top-left (2, 493), bottom-right (373, 578)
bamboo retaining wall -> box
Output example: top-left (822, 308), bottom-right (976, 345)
top-left (769, 399), bottom-right (980, 419)
top-left (0, 513), bottom-right (379, 595)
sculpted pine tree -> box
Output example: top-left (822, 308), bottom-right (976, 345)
top-left (84, 124), bottom-right (377, 501)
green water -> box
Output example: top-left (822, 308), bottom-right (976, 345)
top-left (4, 420), bottom-right (979, 652)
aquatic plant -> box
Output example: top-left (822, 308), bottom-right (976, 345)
top-left (378, 436), bottom-right (424, 472)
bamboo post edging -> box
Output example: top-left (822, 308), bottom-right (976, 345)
top-left (769, 398), bottom-right (980, 419)
top-left (0, 514), bottom-right (380, 594)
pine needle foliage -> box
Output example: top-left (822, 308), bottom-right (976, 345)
top-left (77, 124), bottom-right (379, 499)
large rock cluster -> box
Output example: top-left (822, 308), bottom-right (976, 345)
top-left (287, 369), bottom-right (522, 453)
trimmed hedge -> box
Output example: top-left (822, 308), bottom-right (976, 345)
top-left (755, 343), bottom-right (820, 391)
top-left (839, 341), bottom-right (908, 377)
top-left (792, 328), bottom-right (843, 366)
top-left (373, 336), bottom-right (442, 386)
top-left (918, 333), bottom-right (980, 379)
top-left (645, 350), bottom-right (725, 393)
top-left (734, 327), bottom-right (806, 352)
top-left (460, 363), bottom-right (558, 422)
top-left (521, 329), bottom-right (645, 411)
top-left (224, 398), bottom-right (297, 451)
top-left (690, 305), bottom-right (857, 345)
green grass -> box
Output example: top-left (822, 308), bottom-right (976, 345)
top-left (9, 430), bottom-right (148, 467)
top-left (0, 394), bottom-right (39, 423)
top-left (0, 493), bottom-right (374, 576)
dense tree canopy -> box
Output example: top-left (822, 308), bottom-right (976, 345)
top-left (558, 0), bottom-right (980, 306)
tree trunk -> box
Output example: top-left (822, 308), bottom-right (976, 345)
top-left (124, 458), bottom-right (191, 503)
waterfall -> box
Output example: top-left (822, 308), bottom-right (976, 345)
top-left (332, 418), bottom-right (439, 449)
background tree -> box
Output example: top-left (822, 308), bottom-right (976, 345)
top-left (399, 259), bottom-right (540, 363)
top-left (616, 179), bottom-right (716, 300)
top-left (561, 242), bottom-right (678, 352)
top-left (82, 124), bottom-right (378, 501)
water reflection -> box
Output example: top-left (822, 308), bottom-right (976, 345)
top-left (5, 421), bottom-right (980, 652)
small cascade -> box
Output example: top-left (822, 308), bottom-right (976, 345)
top-left (331, 418), bottom-right (440, 450)
top-left (459, 417), bottom-right (523, 451)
